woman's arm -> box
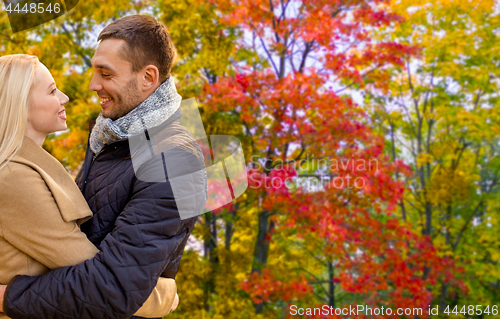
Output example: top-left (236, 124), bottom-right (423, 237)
top-left (0, 167), bottom-right (176, 317)
top-left (0, 284), bottom-right (5, 312)
top-left (134, 278), bottom-right (178, 318)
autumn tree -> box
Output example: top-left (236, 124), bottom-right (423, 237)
top-left (369, 0), bottom-right (500, 315)
top-left (0, 0), bottom-right (481, 316)
top-left (159, 0), bottom-right (452, 317)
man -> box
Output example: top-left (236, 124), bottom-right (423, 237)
top-left (0, 15), bottom-right (207, 318)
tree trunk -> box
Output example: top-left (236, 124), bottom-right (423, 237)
top-left (204, 213), bottom-right (219, 263)
top-left (328, 261), bottom-right (335, 308)
top-left (225, 208), bottom-right (236, 250)
top-left (251, 210), bottom-right (275, 313)
top-left (203, 213), bottom-right (218, 312)
top-left (438, 283), bottom-right (449, 312)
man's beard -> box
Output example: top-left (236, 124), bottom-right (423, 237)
top-left (106, 78), bottom-right (142, 120)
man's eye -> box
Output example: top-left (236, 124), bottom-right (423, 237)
top-left (102, 74), bottom-right (111, 78)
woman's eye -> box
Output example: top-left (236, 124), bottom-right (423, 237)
top-left (51, 89), bottom-right (57, 95)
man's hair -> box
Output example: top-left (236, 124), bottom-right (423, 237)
top-left (98, 15), bottom-right (176, 83)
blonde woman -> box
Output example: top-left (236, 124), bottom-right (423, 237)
top-left (0, 55), bottom-right (178, 318)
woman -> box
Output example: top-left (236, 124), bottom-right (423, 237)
top-left (0, 54), bottom-right (178, 318)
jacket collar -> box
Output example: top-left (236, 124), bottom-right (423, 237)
top-left (11, 136), bottom-right (93, 224)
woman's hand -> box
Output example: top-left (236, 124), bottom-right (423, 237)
top-left (0, 284), bottom-right (7, 312)
top-left (169, 293), bottom-right (179, 314)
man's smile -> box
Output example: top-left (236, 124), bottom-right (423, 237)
top-left (100, 97), bottom-right (113, 107)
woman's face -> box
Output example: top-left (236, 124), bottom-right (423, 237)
top-left (27, 62), bottom-right (69, 137)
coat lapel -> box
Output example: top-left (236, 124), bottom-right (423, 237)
top-left (10, 137), bottom-right (93, 224)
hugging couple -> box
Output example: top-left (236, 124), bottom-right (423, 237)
top-left (0, 14), bottom-right (207, 319)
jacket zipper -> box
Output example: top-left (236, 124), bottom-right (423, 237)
top-left (89, 138), bottom-right (126, 167)
top-left (83, 141), bottom-right (122, 188)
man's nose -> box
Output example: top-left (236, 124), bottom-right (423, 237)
top-left (89, 74), bottom-right (102, 92)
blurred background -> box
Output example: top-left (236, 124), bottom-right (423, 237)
top-left (1, 0), bottom-right (499, 317)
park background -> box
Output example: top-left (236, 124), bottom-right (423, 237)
top-left (1, 0), bottom-right (499, 317)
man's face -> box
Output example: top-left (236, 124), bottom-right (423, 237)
top-left (89, 39), bottom-right (143, 120)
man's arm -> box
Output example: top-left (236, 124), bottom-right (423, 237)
top-left (3, 149), bottom-right (203, 319)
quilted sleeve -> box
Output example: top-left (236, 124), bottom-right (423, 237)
top-left (3, 149), bottom-right (203, 319)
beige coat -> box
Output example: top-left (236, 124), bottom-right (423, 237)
top-left (0, 137), bottom-right (176, 318)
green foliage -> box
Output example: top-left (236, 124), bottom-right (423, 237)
top-left (370, 0), bottom-right (500, 315)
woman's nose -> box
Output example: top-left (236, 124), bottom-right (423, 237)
top-left (59, 91), bottom-right (69, 104)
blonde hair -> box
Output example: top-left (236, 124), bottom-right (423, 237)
top-left (0, 54), bottom-right (39, 171)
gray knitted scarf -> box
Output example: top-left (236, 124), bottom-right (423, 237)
top-left (90, 76), bottom-right (182, 154)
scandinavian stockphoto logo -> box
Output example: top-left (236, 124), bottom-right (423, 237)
top-left (128, 98), bottom-right (248, 220)
top-left (3, 0), bottom-right (78, 33)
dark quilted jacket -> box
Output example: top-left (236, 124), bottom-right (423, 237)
top-left (3, 108), bottom-right (207, 319)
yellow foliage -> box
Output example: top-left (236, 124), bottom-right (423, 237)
top-left (372, 0), bottom-right (500, 308)
top-left (416, 153), bottom-right (434, 168)
top-left (427, 167), bottom-right (473, 205)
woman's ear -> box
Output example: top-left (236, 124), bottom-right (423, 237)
top-left (142, 65), bottom-right (160, 91)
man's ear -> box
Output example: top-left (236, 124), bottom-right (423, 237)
top-left (142, 65), bottom-right (160, 91)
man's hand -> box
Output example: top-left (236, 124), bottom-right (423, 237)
top-left (169, 293), bottom-right (179, 314)
top-left (0, 284), bottom-right (7, 312)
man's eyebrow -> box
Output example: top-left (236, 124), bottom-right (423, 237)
top-left (94, 64), bottom-right (116, 72)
